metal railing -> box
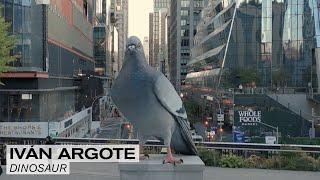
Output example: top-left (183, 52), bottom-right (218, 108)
top-left (221, 87), bottom-right (315, 122)
top-left (268, 94), bottom-right (313, 121)
top-left (221, 87), bottom-right (308, 95)
top-left (1, 137), bottom-right (320, 153)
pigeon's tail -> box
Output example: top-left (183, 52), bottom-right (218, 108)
top-left (171, 116), bottom-right (198, 155)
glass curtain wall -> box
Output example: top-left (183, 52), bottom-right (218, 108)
top-left (190, 0), bottom-right (318, 88)
top-left (0, 0), bottom-right (44, 71)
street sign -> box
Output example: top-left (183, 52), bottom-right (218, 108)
top-left (218, 122), bottom-right (224, 126)
top-left (217, 114), bottom-right (224, 122)
top-left (209, 131), bottom-right (215, 136)
top-left (206, 95), bottom-right (214, 101)
top-left (265, 136), bottom-right (276, 144)
top-left (233, 131), bottom-right (245, 143)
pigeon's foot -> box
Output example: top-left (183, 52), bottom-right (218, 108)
top-left (139, 153), bottom-right (150, 160)
top-left (162, 147), bottom-right (183, 165)
top-left (162, 155), bottom-right (183, 165)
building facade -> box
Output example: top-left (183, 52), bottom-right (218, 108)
top-left (0, 0), bottom-right (100, 138)
top-left (159, 8), bottom-right (170, 77)
top-left (114, 0), bottom-right (128, 76)
top-left (188, 0), bottom-right (320, 90)
top-left (149, 0), bottom-right (170, 71)
top-left (169, 0), bottom-right (205, 91)
top-left (93, 25), bottom-right (107, 76)
top-left (94, 0), bottom-right (113, 77)
top-left (143, 36), bottom-right (150, 64)
top-left (149, 13), bottom-right (154, 67)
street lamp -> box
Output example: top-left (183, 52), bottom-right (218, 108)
top-left (311, 108), bottom-right (319, 138)
top-left (212, 96), bottom-right (222, 114)
top-left (229, 88), bottom-right (235, 125)
top-left (90, 95), bottom-right (106, 136)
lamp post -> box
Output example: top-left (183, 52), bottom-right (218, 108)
top-left (90, 95), bottom-right (106, 136)
top-left (212, 96), bottom-right (222, 115)
top-left (229, 88), bottom-right (235, 125)
top-left (209, 96), bottom-right (224, 142)
top-left (311, 108), bottom-right (319, 138)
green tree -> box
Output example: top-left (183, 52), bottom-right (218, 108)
top-left (0, 15), bottom-right (16, 85)
top-left (184, 99), bottom-right (201, 124)
top-left (237, 68), bottom-right (260, 85)
top-left (272, 69), bottom-right (288, 87)
top-left (224, 68), bottom-right (260, 87)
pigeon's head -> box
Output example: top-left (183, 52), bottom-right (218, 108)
top-left (126, 36), bottom-right (144, 54)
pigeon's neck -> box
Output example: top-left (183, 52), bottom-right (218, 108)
top-left (125, 53), bottom-right (148, 71)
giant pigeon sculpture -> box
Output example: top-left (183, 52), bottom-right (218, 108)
top-left (110, 36), bottom-right (197, 164)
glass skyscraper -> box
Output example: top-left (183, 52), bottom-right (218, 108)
top-left (188, 0), bottom-right (320, 89)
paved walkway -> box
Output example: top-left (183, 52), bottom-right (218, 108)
top-left (1, 164), bottom-right (320, 180)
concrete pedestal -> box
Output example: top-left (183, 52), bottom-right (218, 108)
top-left (119, 154), bottom-right (205, 180)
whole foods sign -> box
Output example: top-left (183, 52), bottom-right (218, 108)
top-left (238, 108), bottom-right (262, 126)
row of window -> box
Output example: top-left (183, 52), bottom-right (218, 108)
top-left (154, 0), bottom-right (169, 8)
top-left (181, 39), bottom-right (190, 47)
top-left (181, 10), bottom-right (189, 16)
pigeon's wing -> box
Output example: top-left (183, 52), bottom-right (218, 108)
top-left (153, 75), bottom-right (187, 119)
top-left (153, 75), bottom-right (197, 155)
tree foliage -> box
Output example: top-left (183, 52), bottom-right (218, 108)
top-left (272, 69), bottom-right (288, 87)
top-left (0, 15), bottom-right (16, 84)
top-left (223, 68), bottom-right (260, 88)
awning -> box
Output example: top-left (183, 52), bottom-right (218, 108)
top-left (188, 44), bottom-right (225, 66)
top-left (207, 2), bottom-right (235, 26)
top-left (186, 68), bottom-right (221, 79)
top-left (200, 20), bottom-right (231, 44)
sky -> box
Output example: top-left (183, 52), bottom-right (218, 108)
top-left (128, 0), bottom-right (153, 41)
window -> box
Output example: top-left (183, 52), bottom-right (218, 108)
top-left (194, 0), bottom-right (203, 7)
top-left (181, 0), bottom-right (190, 7)
top-left (181, 49), bottom-right (190, 56)
top-left (181, 52), bottom-right (190, 57)
top-left (181, 29), bottom-right (189, 37)
top-left (181, 19), bottom-right (189, 26)
top-left (181, 39), bottom-right (189, 47)
top-left (181, 10), bottom-right (189, 16)
top-left (83, 0), bottom-right (88, 17)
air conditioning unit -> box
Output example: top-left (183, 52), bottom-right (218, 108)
top-left (35, 0), bottom-right (50, 5)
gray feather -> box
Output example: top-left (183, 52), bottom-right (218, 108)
top-left (153, 75), bottom-right (197, 155)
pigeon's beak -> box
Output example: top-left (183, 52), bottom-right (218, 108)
top-left (128, 45), bottom-right (136, 52)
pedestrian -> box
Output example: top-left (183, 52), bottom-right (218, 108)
top-left (239, 84), bottom-right (243, 93)
top-left (44, 136), bottom-right (55, 145)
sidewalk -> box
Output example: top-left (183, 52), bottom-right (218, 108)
top-left (1, 164), bottom-right (320, 180)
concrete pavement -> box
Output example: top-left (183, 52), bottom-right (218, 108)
top-left (1, 163), bottom-right (320, 180)
top-left (204, 167), bottom-right (320, 180)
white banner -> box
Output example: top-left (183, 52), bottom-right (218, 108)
top-left (0, 122), bottom-right (48, 138)
top-left (6, 145), bottom-right (139, 175)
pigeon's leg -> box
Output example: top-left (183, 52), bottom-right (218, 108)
top-left (163, 147), bottom-right (183, 165)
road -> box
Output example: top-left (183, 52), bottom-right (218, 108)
top-left (1, 163), bottom-right (320, 180)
